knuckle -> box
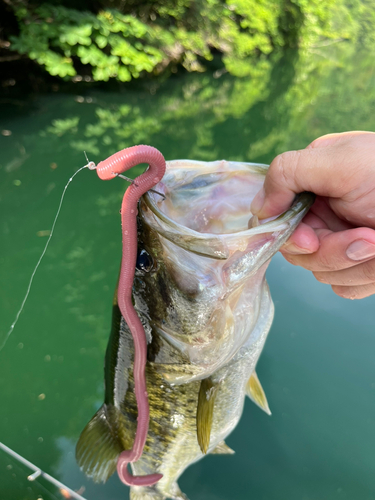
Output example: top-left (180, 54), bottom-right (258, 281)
top-left (271, 151), bottom-right (300, 188)
top-left (362, 260), bottom-right (375, 282)
top-left (316, 249), bottom-right (334, 271)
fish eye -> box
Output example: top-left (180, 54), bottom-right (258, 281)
top-left (136, 249), bottom-right (154, 273)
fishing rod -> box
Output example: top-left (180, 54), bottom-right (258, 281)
top-left (0, 442), bottom-right (87, 500)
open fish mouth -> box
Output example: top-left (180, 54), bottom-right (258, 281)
top-left (142, 159), bottom-right (313, 259)
top-left (136, 160), bottom-right (314, 383)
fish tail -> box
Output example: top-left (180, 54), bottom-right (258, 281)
top-left (76, 403), bottom-right (129, 483)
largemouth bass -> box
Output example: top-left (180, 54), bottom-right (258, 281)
top-left (76, 159), bottom-right (313, 499)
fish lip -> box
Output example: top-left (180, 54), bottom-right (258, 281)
top-left (142, 160), bottom-right (314, 259)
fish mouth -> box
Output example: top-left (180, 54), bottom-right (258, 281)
top-left (137, 160), bottom-right (314, 383)
top-left (142, 159), bottom-right (314, 260)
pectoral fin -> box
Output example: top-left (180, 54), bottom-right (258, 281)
top-left (196, 377), bottom-right (220, 454)
top-left (210, 440), bottom-right (235, 455)
top-left (76, 404), bottom-right (132, 483)
top-left (246, 371), bottom-right (271, 415)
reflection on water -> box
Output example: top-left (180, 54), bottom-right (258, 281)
top-left (0, 44), bottom-right (375, 500)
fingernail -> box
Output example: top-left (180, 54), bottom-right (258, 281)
top-left (251, 188), bottom-right (265, 215)
top-left (282, 242), bottom-right (313, 255)
top-left (346, 240), bottom-right (375, 261)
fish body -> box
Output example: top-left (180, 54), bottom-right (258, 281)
top-left (76, 160), bottom-right (313, 499)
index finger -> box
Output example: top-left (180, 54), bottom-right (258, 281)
top-left (250, 132), bottom-right (373, 219)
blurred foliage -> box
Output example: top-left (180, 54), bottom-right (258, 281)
top-left (38, 42), bottom-right (375, 164)
top-left (2, 0), bottom-right (375, 82)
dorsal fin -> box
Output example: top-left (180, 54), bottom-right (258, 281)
top-left (246, 371), bottom-right (271, 415)
top-left (196, 377), bottom-right (220, 454)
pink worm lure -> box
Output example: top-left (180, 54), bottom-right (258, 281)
top-left (95, 145), bottom-right (166, 487)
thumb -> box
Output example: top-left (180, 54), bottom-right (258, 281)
top-left (250, 132), bottom-right (371, 219)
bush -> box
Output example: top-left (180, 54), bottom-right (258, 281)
top-left (2, 0), bottom-right (374, 82)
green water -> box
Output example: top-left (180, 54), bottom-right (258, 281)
top-left (1, 44), bottom-right (375, 500)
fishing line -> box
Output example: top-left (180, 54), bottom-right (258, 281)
top-left (0, 162), bottom-right (91, 352)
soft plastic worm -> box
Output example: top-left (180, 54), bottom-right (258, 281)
top-left (96, 145), bottom-right (165, 486)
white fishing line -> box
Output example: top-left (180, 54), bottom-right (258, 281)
top-left (0, 164), bottom-right (90, 352)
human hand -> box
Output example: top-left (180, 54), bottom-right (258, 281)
top-left (251, 131), bottom-right (375, 299)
